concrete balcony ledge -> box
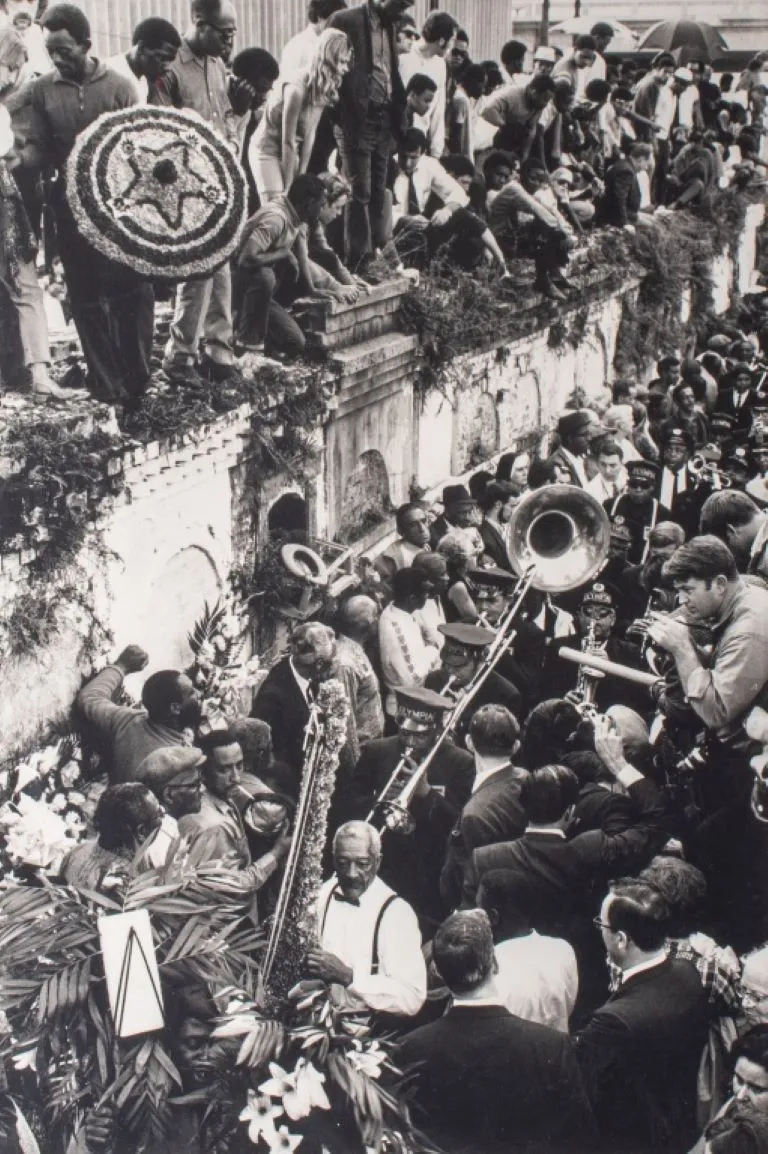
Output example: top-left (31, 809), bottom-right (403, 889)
top-left (293, 278), bottom-right (413, 351)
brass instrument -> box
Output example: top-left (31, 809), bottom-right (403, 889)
top-left (371, 485), bottom-right (611, 831)
top-left (689, 454), bottom-right (731, 491)
top-left (573, 619), bottom-right (605, 717)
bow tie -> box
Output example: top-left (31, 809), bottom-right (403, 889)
top-left (333, 891), bottom-right (360, 907)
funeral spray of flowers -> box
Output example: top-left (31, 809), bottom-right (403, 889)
top-left (0, 731), bottom-right (102, 876)
top-left (186, 597), bottom-right (264, 722)
top-left (0, 679), bottom-right (430, 1153)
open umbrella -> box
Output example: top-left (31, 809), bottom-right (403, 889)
top-left (638, 20), bottom-right (728, 63)
top-left (549, 17), bottom-right (638, 42)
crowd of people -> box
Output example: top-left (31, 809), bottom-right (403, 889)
top-left (4, 2), bottom-right (768, 1152)
top-left (52, 282), bottom-right (768, 1152)
top-left (0, 0), bottom-right (766, 407)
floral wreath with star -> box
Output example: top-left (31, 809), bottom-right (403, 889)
top-left (65, 105), bottom-right (247, 282)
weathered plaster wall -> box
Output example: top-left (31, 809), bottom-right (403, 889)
top-left (1, 206), bottom-right (764, 761)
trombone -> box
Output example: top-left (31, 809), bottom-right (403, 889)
top-left (370, 485), bottom-right (613, 831)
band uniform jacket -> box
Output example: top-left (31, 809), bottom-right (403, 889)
top-left (329, 4), bottom-right (406, 139)
top-left (440, 763), bottom-right (527, 911)
top-left (396, 1003), bottom-right (596, 1154)
top-left (575, 957), bottom-right (710, 1153)
top-left (340, 735), bottom-right (473, 926)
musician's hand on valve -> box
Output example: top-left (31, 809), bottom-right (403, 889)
top-left (646, 612), bottom-right (695, 658)
top-left (306, 948), bottom-right (353, 987)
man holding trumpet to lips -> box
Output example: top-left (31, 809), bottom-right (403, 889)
top-left (646, 533), bottom-right (768, 948)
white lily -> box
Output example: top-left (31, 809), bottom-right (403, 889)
top-left (238, 1091), bottom-right (283, 1145)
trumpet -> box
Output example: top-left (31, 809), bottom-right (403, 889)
top-left (689, 454), bottom-right (731, 491)
top-left (573, 620), bottom-right (605, 717)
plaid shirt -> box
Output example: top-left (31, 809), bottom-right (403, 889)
top-left (608, 938), bottom-right (740, 1017)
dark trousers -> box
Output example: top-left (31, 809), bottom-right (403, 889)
top-left (514, 223), bottom-right (569, 285)
top-left (235, 259), bottom-right (306, 357)
top-left (653, 137), bottom-right (671, 204)
top-left (53, 188), bottom-right (153, 402)
top-left (334, 108), bottom-right (392, 267)
top-left (394, 207), bottom-right (487, 271)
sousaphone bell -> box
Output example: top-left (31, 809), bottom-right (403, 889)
top-left (507, 483), bottom-right (612, 592)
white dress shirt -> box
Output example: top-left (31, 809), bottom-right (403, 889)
top-left (392, 155), bottom-right (468, 224)
top-left (317, 875), bottom-right (427, 1016)
top-left (399, 45), bottom-right (447, 156)
top-left (379, 603), bottom-right (440, 714)
top-left (495, 931), bottom-right (579, 1033)
top-left (619, 950), bottom-right (668, 986)
top-left (586, 471), bottom-right (626, 503)
top-left (659, 465), bottom-right (688, 510)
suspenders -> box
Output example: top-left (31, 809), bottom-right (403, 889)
top-left (321, 886), bottom-right (399, 974)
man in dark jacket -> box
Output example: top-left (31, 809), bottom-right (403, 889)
top-left (396, 909), bottom-right (596, 1154)
top-left (596, 142), bottom-right (654, 230)
top-left (329, 0), bottom-right (412, 271)
top-left (577, 879), bottom-right (709, 1152)
top-left (440, 704), bottom-right (528, 911)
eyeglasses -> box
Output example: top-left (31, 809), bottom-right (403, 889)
top-left (592, 916), bottom-right (613, 931)
top-left (205, 22), bottom-right (236, 40)
top-left (738, 983), bottom-right (768, 1009)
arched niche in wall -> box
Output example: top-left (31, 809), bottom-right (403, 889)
top-left (136, 545), bottom-right (222, 672)
top-left (337, 449), bottom-right (392, 544)
top-left (454, 390), bottom-right (500, 474)
top-left (268, 491), bottom-right (309, 537)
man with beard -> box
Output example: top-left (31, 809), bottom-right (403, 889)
top-left (77, 646), bottom-right (203, 784)
top-left (605, 460), bottom-right (673, 566)
top-left (478, 481), bottom-right (517, 570)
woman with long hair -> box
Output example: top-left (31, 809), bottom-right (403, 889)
top-left (249, 28), bottom-right (351, 202)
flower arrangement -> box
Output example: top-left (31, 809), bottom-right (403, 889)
top-left (186, 596), bottom-right (264, 722)
top-left (0, 733), bottom-right (101, 876)
top-left (65, 106), bottom-right (247, 281)
top-left (262, 678), bottom-right (350, 1008)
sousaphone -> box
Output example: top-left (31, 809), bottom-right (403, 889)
top-left (508, 483), bottom-right (612, 592)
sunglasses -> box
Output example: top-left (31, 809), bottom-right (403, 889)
top-left (204, 21), bottom-right (236, 40)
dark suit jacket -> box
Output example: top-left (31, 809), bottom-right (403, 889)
top-left (440, 764), bottom-right (527, 910)
top-left (329, 4), bottom-right (406, 139)
top-left (397, 1004), bottom-right (595, 1154)
top-left (576, 958), bottom-right (709, 1153)
top-left (343, 734), bottom-right (473, 823)
top-left (250, 658), bottom-right (308, 795)
top-left (462, 777), bottom-right (665, 913)
top-left (596, 158), bottom-right (641, 227)
top-left (480, 518), bottom-right (513, 571)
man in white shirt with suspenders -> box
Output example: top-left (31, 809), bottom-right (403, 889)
top-left (308, 821), bottom-right (427, 1017)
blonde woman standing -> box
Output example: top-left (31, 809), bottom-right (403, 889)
top-left (249, 28), bottom-right (351, 202)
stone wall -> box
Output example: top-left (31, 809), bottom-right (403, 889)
top-left (0, 204), bottom-right (765, 762)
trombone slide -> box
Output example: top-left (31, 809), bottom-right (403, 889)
top-left (559, 647), bottom-right (660, 688)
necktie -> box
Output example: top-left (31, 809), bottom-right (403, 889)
top-left (407, 171), bottom-right (420, 216)
top-left (333, 891), bottom-right (360, 907)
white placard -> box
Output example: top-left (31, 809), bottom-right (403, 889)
top-left (98, 910), bottom-right (165, 1037)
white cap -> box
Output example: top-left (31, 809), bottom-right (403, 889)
top-left (534, 46), bottom-right (557, 64)
top-left (673, 67), bottom-right (694, 83)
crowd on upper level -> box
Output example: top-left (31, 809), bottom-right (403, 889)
top-left (0, 0), bottom-right (766, 410)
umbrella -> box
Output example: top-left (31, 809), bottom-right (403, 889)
top-left (549, 17), bottom-right (638, 42)
top-left (638, 20), bottom-right (728, 63)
